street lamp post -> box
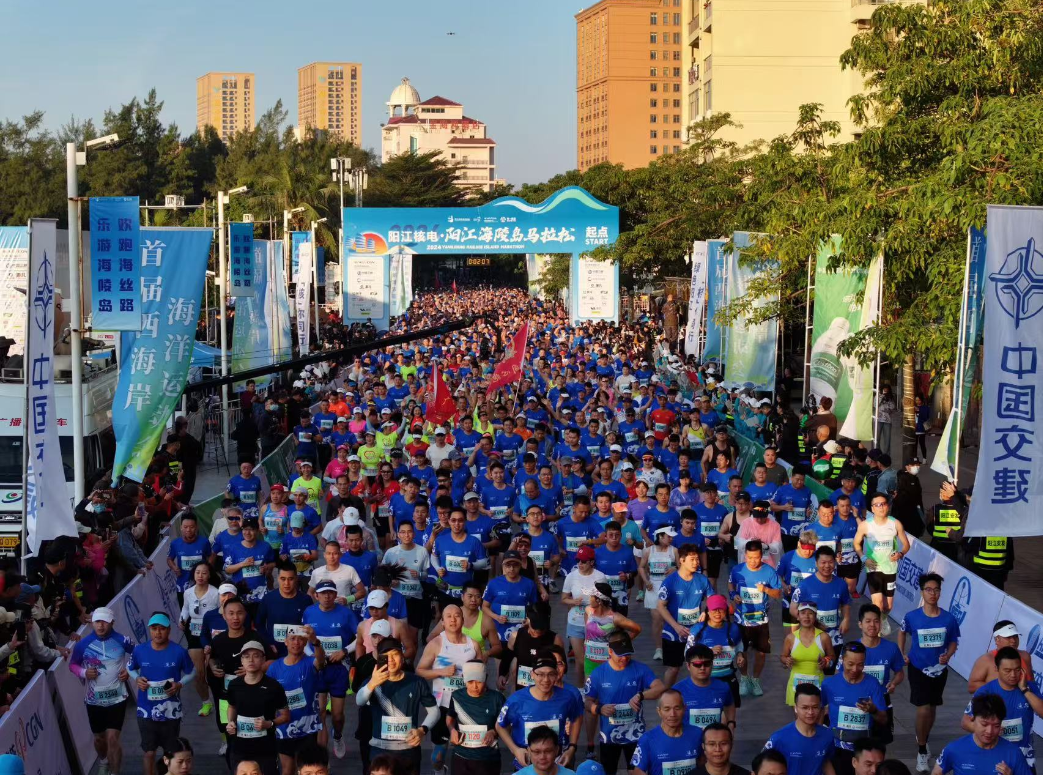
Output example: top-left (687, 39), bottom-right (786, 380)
top-left (217, 185), bottom-right (248, 459)
top-left (67, 134), bottom-right (119, 500)
top-left (283, 207), bottom-right (305, 284)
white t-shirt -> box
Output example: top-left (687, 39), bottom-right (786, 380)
top-left (561, 568), bottom-right (607, 628)
top-left (309, 563), bottom-right (363, 600)
top-left (427, 443), bottom-right (453, 469)
top-left (382, 545), bottom-right (432, 599)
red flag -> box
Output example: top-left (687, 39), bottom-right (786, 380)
top-left (425, 362), bottom-right (456, 426)
top-left (452, 279), bottom-right (458, 294)
top-left (487, 321), bottom-right (529, 395)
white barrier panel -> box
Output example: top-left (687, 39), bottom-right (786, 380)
top-left (890, 537), bottom-right (1005, 679)
top-left (995, 595), bottom-right (1043, 736)
top-left (0, 671), bottom-right (73, 774)
top-left (49, 658), bottom-right (96, 774)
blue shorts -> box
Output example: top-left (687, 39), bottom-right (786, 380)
top-left (567, 622), bottom-right (585, 639)
top-left (319, 663), bottom-right (349, 698)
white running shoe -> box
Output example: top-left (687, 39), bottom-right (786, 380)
top-left (218, 742), bottom-right (227, 757)
top-left (739, 675), bottom-right (751, 697)
top-left (751, 677), bottom-right (764, 697)
top-left (916, 749), bottom-right (931, 773)
top-left (653, 648), bottom-right (663, 661)
top-left (333, 736), bottom-right (347, 759)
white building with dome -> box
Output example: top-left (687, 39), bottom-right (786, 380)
top-left (381, 77), bottom-right (504, 193)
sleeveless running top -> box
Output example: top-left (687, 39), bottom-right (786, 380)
top-left (513, 627), bottom-right (556, 689)
top-left (432, 632), bottom-right (478, 707)
top-left (864, 517), bottom-right (899, 575)
top-left (462, 609), bottom-right (484, 647)
top-left (584, 612), bottom-right (616, 665)
top-left (787, 630), bottom-right (826, 706)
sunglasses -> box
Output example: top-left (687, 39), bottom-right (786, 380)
top-left (689, 660), bottom-right (712, 668)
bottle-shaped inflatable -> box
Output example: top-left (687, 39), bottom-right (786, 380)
top-left (808, 317), bottom-right (850, 403)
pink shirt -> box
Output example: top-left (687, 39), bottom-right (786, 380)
top-left (736, 517), bottom-right (782, 567)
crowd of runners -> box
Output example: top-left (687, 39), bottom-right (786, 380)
top-left (60, 286), bottom-right (1039, 775)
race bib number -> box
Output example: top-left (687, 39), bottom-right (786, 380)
top-left (320, 419), bottom-right (334, 430)
top-left (740, 587), bottom-right (764, 605)
top-left (378, 505), bottom-right (391, 520)
top-left (189, 620), bottom-right (202, 637)
top-left (789, 571), bottom-right (812, 586)
top-left (460, 724), bottom-right (488, 748)
top-left (607, 576), bottom-right (625, 592)
top-left (287, 687), bottom-right (306, 710)
top-left (650, 560), bottom-right (670, 576)
top-left (298, 432), bottom-right (311, 443)
top-left (662, 758), bottom-right (698, 775)
top-left (264, 515), bottom-right (283, 532)
top-left (502, 605), bottom-right (526, 623)
top-left (837, 705), bottom-right (869, 731)
top-left (791, 507), bottom-right (806, 520)
top-left (565, 535), bottom-right (585, 554)
top-left (319, 636), bottom-right (343, 653)
top-left (381, 716), bottom-right (413, 741)
top-left (517, 665), bottom-right (534, 686)
top-left (793, 673), bottom-right (821, 688)
top-left (146, 682), bottom-right (168, 702)
top-left (563, 492), bottom-right (574, 507)
top-left (818, 609), bottom-right (839, 628)
top-left (179, 554), bottom-right (202, 570)
top-left (445, 675), bottom-right (466, 691)
top-left (688, 708), bottom-right (721, 727)
top-left (585, 641), bottom-right (609, 662)
top-left (1002, 718), bottom-right (1024, 742)
top-left (524, 719), bottom-right (559, 739)
top-left (398, 579), bottom-right (421, 596)
top-left (445, 556), bottom-right (468, 573)
top-left (840, 538), bottom-right (855, 555)
top-left (700, 522), bottom-right (720, 537)
top-left (530, 551), bottom-right (546, 568)
top-left (273, 624), bottom-right (291, 642)
top-left (491, 506), bottom-right (509, 520)
top-left (93, 682), bottom-right (126, 707)
top-left (917, 627), bottom-right (947, 649)
top-left (242, 564), bottom-right (261, 578)
top-left (713, 647), bottom-right (735, 671)
top-left (237, 716), bottom-right (266, 738)
top-left (863, 665), bottom-right (885, 683)
top-left (240, 490), bottom-right (257, 504)
top-left (678, 608), bottom-right (700, 626)
top-left (610, 705), bottom-right (636, 725)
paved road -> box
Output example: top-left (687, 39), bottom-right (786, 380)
top-left (107, 432), bottom-right (1041, 774)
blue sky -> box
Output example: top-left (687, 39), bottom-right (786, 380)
top-left (0, 0), bottom-right (580, 185)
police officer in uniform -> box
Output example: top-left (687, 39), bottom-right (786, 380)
top-left (928, 481), bottom-right (966, 563)
top-left (957, 488), bottom-right (1014, 590)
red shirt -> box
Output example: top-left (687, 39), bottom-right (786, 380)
top-left (649, 408), bottom-right (677, 441)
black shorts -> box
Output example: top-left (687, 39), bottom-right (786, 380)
top-left (782, 606), bottom-right (798, 626)
top-left (276, 732), bottom-right (318, 759)
top-left (781, 534), bottom-right (798, 553)
top-left (599, 742), bottom-right (637, 774)
top-left (184, 629), bottom-right (203, 650)
top-left (432, 707), bottom-right (451, 746)
top-left (374, 517), bottom-right (391, 538)
top-left (405, 596), bottom-right (426, 629)
top-left (705, 550), bottom-right (723, 578)
top-left (866, 572), bottom-right (897, 597)
top-left (136, 717), bottom-right (181, 754)
top-left (663, 639), bottom-right (686, 668)
top-left (837, 562), bottom-right (861, 580)
top-left (87, 701), bottom-right (126, 734)
top-left (725, 674), bottom-right (742, 709)
top-left (909, 666), bottom-right (949, 707)
top-left (740, 623), bottom-right (771, 653)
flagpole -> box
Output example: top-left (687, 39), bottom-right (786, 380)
top-left (950, 229), bottom-right (974, 486)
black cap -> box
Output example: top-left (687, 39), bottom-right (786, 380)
top-left (607, 631), bottom-right (635, 656)
top-left (526, 605), bottom-right (550, 631)
top-left (502, 550), bottom-right (523, 564)
top-left (241, 517), bottom-right (260, 529)
top-left (752, 499), bottom-right (772, 515)
top-left (533, 656), bottom-right (558, 672)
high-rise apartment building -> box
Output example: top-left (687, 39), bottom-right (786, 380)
top-left (196, 72), bottom-right (255, 141)
top-left (682, 0), bottom-right (921, 148)
top-left (576, 0), bottom-right (684, 172)
top-left (297, 62), bottom-right (362, 144)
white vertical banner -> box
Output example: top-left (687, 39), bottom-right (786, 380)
top-left (389, 249), bottom-right (405, 317)
top-left (570, 253), bottom-right (620, 323)
top-left (966, 206), bottom-right (1043, 536)
top-left (295, 242), bottom-right (313, 354)
top-left (0, 672), bottom-right (73, 775)
top-left (346, 256), bottom-right (388, 322)
top-left (403, 252), bottom-right (414, 308)
top-left (25, 220), bottom-right (77, 555)
top-left (685, 240), bottom-right (708, 357)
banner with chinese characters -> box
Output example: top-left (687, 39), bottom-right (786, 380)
top-left (684, 241), bottom-right (708, 357)
top-left (89, 196), bottom-right (141, 330)
top-left (25, 219), bottom-right (78, 554)
top-left (343, 186), bottom-right (619, 256)
top-left (722, 232), bottom-right (778, 392)
top-left (111, 228), bottom-right (214, 483)
top-left (233, 239), bottom-right (273, 392)
top-left (966, 206), bottom-right (1043, 536)
top-left (702, 239), bottom-right (728, 362)
top-left (810, 235), bottom-right (882, 442)
top-left (343, 253), bottom-right (389, 331)
top-left (0, 227), bottom-right (28, 355)
top-left (228, 222), bottom-right (255, 297)
top-left (291, 231), bottom-right (309, 283)
top-left (933, 227), bottom-right (987, 480)
top-left (295, 242), bottom-right (313, 354)
top-left (268, 240), bottom-right (293, 361)
top-left (389, 246), bottom-right (415, 317)
top-left (569, 254), bottom-right (619, 323)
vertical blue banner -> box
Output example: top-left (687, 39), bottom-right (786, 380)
top-left (89, 196), bottom-right (141, 330)
top-left (702, 239), bottom-right (727, 361)
top-left (316, 246), bottom-right (326, 287)
top-left (233, 240), bottom-right (272, 391)
top-left (112, 228), bottom-right (214, 482)
top-left (229, 222), bottom-right (254, 296)
top-left (291, 231), bottom-right (309, 282)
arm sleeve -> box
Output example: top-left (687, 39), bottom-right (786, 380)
top-left (355, 683), bottom-right (373, 707)
top-left (68, 638), bottom-right (89, 678)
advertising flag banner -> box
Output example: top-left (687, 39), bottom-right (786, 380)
top-left (233, 239), bottom-right (273, 391)
top-left (317, 246), bottom-right (326, 287)
top-left (722, 232), bottom-right (778, 391)
top-left (296, 242), bottom-right (313, 354)
top-left (389, 247), bottom-right (410, 317)
top-left (684, 240), bottom-right (709, 357)
top-left (487, 321), bottom-right (530, 395)
top-left (570, 254), bottom-right (619, 323)
top-left (932, 227), bottom-right (987, 479)
top-left (809, 236), bottom-right (882, 441)
top-left (89, 196), bottom-right (141, 330)
top-left (112, 228), bottom-right (213, 482)
top-left (966, 206), bottom-right (1043, 536)
top-left (425, 363), bottom-right (455, 427)
top-left (228, 222), bottom-right (255, 297)
top-left (0, 227), bottom-right (28, 355)
top-left (343, 253), bottom-right (390, 330)
top-left (268, 240), bottom-right (292, 361)
top-left (703, 239), bottom-right (727, 362)
top-left (25, 219), bottom-right (78, 554)
top-left (291, 231), bottom-right (309, 283)
top-left (0, 672), bottom-right (73, 775)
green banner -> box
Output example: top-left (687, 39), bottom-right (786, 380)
top-left (734, 434), bottom-right (831, 502)
top-left (809, 237), bottom-right (881, 441)
top-left (722, 232), bottom-right (778, 391)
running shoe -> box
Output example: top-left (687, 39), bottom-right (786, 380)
top-left (881, 618), bottom-right (892, 636)
top-left (653, 648), bottom-right (663, 661)
top-left (739, 675), bottom-right (751, 697)
top-left (916, 749), bottom-right (931, 773)
top-left (333, 736), bottom-right (347, 759)
top-left (750, 677), bottom-right (764, 697)
top-left (198, 700), bottom-right (213, 717)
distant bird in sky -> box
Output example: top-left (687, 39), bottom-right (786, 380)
top-left (446, 31), bottom-right (456, 36)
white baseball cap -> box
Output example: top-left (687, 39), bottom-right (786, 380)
top-left (367, 590), bottom-right (389, 608)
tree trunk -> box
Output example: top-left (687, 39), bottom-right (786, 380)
top-left (898, 353), bottom-right (917, 463)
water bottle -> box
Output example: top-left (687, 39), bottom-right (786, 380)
top-left (808, 318), bottom-right (850, 403)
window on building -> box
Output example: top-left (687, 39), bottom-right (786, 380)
top-left (650, 12), bottom-right (657, 24)
top-left (705, 79), bottom-right (712, 110)
top-left (650, 145), bottom-right (659, 153)
top-left (650, 114), bottom-right (658, 123)
top-left (689, 90), bottom-right (698, 117)
top-left (673, 83), bottom-right (681, 92)
top-left (651, 130), bottom-right (658, 138)
top-left (673, 51), bottom-right (681, 61)
top-left (650, 32), bottom-right (658, 43)
top-left (650, 67), bottom-right (658, 76)
top-left (650, 99), bottom-right (658, 107)
top-left (673, 130), bottom-right (682, 139)
top-left (410, 136), bottom-right (418, 153)
top-left (673, 114), bottom-right (681, 123)
top-left (650, 83), bottom-right (658, 92)
top-left (674, 66), bottom-right (682, 76)
top-left (650, 50), bottom-right (658, 60)
top-left (673, 99), bottom-right (681, 108)
top-left (674, 13), bottom-right (681, 24)
top-left (673, 33), bottom-right (681, 44)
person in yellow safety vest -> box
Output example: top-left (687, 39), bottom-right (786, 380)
top-left (928, 481), bottom-right (966, 563)
top-left (957, 487), bottom-right (1014, 590)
